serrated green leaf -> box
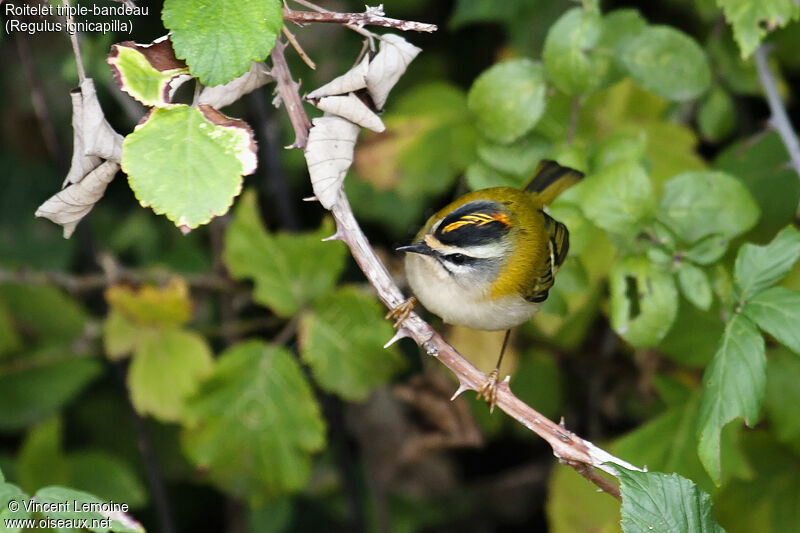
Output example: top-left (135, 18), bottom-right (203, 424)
top-left (182, 341), bottom-right (326, 502)
top-left (742, 287), bottom-right (800, 354)
top-left (542, 8), bottom-right (610, 95)
top-left (122, 104), bottom-right (256, 229)
top-left (104, 277), bottom-right (192, 328)
top-left (102, 310), bottom-right (140, 361)
top-left (717, 0), bottom-right (800, 58)
top-left (107, 39), bottom-right (189, 107)
top-left (35, 485), bottom-right (143, 532)
top-left (299, 287), bottom-right (404, 402)
top-left (476, 134), bottom-right (551, 177)
top-left (577, 161), bottom-right (655, 235)
top-left (622, 26), bottom-right (711, 101)
top-left (609, 256), bottom-right (679, 348)
top-left (764, 348), bottom-right (800, 454)
top-left (0, 356), bottom-right (101, 431)
top-left (589, 131), bottom-right (647, 172)
top-left (734, 225), bottom-right (800, 301)
top-left (223, 190), bottom-right (347, 317)
top-left (714, 132), bottom-right (800, 242)
top-left (658, 171), bottom-right (759, 243)
top-left (163, 0), bottom-right (282, 86)
top-left (678, 262), bottom-right (713, 311)
top-left (698, 88), bottom-right (736, 142)
top-left (697, 313), bottom-right (765, 484)
top-left (467, 59), bottom-right (547, 144)
top-left (685, 235), bottom-right (730, 265)
top-left (616, 466), bottom-right (724, 533)
top-left (128, 328), bottom-right (213, 422)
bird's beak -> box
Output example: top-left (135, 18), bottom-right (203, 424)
top-left (396, 243), bottom-right (436, 256)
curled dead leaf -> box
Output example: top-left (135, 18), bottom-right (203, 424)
top-left (198, 62), bottom-right (273, 109)
top-left (304, 114), bottom-right (360, 209)
top-left (366, 34), bottom-right (421, 110)
top-left (36, 160), bottom-right (120, 238)
top-left (307, 55), bottom-right (370, 99)
top-left (313, 93), bottom-right (385, 132)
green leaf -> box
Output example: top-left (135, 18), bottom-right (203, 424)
top-left (589, 131), bottom-right (647, 172)
top-left (510, 349), bottom-right (563, 421)
top-left (658, 298), bottom-right (724, 367)
top-left (616, 466), bottom-right (724, 533)
top-left (707, 30), bottom-right (761, 95)
top-left (734, 225), bottom-right (800, 301)
top-left (69, 452), bottom-right (147, 508)
top-left (0, 284), bottom-right (88, 345)
top-left (742, 287), bottom-right (800, 354)
top-left (476, 134), bottom-right (551, 178)
top-left (677, 262), bottom-right (713, 311)
top-left (247, 498), bottom-right (293, 533)
top-left (609, 256), bottom-right (679, 348)
top-left (597, 9), bottom-right (647, 84)
top-left (715, 132), bottom-right (800, 242)
top-left (698, 88), bottom-right (736, 142)
top-left (122, 104), bottom-right (256, 229)
top-left (0, 481), bottom-right (30, 531)
top-left (685, 235), bottom-right (730, 265)
top-left (107, 39), bottom-right (190, 107)
top-left (0, 301), bottom-right (21, 358)
top-left (128, 328), bottom-right (213, 422)
top-left (35, 485), bottom-right (143, 532)
top-left (182, 341), bottom-right (326, 502)
top-left (546, 465), bottom-right (621, 533)
top-left (371, 83), bottom-right (477, 197)
top-left (299, 287), bottom-right (404, 402)
top-left (658, 170), bottom-right (759, 243)
top-left (104, 277), bottom-right (192, 328)
top-left (717, 0), bottom-right (800, 58)
top-left (17, 418), bottom-right (68, 493)
top-left (102, 310), bottom-right (141, 361)
top-left (764, 348), bottom-right (800, 454)
top-left (542, 8), bottom-right (610, 95)
top-left (0, 356), bottom-right (101, 431)
top-left (621, 26), bottom-right (711, 101)
top-left (162, 0), bottom-right (283, 86)
top-left (467, 59), bottom-right (547, 144)
top-left (464, 161), bottom-right (520, 190)
top-left (578, 161), bottom-right (655, 235)
top-left (697, 313), bottom-right (765, 484)
top-left (224, 191), bottom-right (347, 317)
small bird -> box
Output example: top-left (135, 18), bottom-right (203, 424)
top-left (396, 160), bottom-right (583, 409)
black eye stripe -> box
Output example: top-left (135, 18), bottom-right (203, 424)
top-left (439, 252), bottom-right (475, 266)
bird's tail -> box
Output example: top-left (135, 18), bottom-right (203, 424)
top-left (523, 160), bottom-right (584, 205)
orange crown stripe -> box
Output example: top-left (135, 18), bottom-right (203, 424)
top-left (442, 212), bottom-right (510, 233)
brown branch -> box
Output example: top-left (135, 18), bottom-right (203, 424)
top-left (0, 267), bottom-right (232, 294)
top-left (270, 31), bottom-right (640, 501)
top-left (64, 0), bottom-right (86, 82)
top-left (283, 6), bottom-right (438, 33)
top-left (269, 40), bottom-right (311, 149)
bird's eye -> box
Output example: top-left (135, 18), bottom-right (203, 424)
top-left (446, 253), bottom-right (467, 265)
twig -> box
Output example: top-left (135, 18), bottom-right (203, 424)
top-left (269, 43), bottom-right (640, 501)
top-left (290, 0), bottom-right (377, 42)
top-left (269, 40), bottom-right (311, 149)
top-left (753, 45), bottom-right (800, 217)
top-left (64, 0), bottom-right (86, 82)
top-left (0, 267), bottom-right (233, 293)
top-left (283, 6), bottom-right (438, 33)
top-left (281, 25), bottom-right (316, 70)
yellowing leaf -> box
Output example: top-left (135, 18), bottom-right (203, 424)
top-left (105, 277), bottom-right (192, 328)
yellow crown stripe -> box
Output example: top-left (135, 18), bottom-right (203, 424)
top-left (442, 212), bottom-right (510, 233)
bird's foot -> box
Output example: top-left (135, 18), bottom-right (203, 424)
top-left (476, 368), bottom-right (499, 413)
top-left (385, 296), bottom-right (417, 329)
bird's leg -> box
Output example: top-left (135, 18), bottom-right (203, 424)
top-left (385, 296), bottom-right (417, 329)
top-left (477, 329), bottom-right (511, 412)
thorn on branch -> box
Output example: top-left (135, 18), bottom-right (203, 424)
top-left (283, 7), bottom-right (438, 33)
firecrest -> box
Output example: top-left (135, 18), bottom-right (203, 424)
top-left (397, 160), bottom-right (584, 409)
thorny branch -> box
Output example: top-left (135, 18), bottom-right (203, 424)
top-left (270, 35), bottom-right (640, 502)
top-left (283, 6), bottom-right (438, 33)
top-left (753, 45), bottom-right (800, 217)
